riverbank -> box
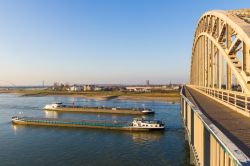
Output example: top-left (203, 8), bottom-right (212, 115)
top-left (0, 89), bottom-right (180, 102)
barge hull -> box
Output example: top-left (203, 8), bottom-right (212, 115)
top-left (12, 120), bottom-right (154, 131)
top-left (12, 121), bottom-right (153, 131)
top-left (44, 108), bottom-right (153, 115)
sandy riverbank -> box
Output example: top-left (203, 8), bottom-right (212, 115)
top-left (0, 90), bottom-right (180, 103)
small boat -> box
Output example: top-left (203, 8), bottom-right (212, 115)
top-left (131, 118), bottom-right (165, 130)
top-left (12, 116), bottom-right (165, 131)
top-left (44, 103), bottom-right (63, 110)
top-left (43, 103), bottom-right (155, 115)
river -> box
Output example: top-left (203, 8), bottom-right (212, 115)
top-left (0, 94), bottom-right (190, 166)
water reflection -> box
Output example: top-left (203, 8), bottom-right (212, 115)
top-left (129, 132), bottom-right (164, 143)
top-left (12, 124), bottom-right (17, 132)
top-left (11, 124), bottom-right (26, 133)
top-left (44, 110), bottom-right (58, 118)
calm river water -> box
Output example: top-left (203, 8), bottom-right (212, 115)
top-left (0, 94), bottom-right (189, 166)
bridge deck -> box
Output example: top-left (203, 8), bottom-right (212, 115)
top-left (184, 86), bottom-right (250, 158)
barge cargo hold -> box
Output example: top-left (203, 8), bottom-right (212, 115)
top-left (43, 103), bottom-right (155, 115)
top-left (12, 117), bottom-right (165, 131)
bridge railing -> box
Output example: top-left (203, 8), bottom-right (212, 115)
top-left (181, 86), bottom-right (250, 166)
top-left (188, 85), bottom-right (250, 117)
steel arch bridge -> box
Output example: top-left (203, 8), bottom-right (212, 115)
top-left (190, 9), bottom-right (250, 117)
top-left (181, 9), bottom-right (250, 166)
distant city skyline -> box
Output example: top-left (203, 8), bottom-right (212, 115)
top-left (0, 79), bottom-right (179, 87)
top-left (0, 0), bottom-right (249, 86)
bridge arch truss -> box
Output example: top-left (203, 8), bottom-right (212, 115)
top-left (191, 9), bottom-right (250, 94)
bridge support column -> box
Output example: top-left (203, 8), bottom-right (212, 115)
top-left (208, 39), bottom-right (211, 87)
top-left (211, 41), bottom-right (214, 88)
top-left (227, 64), bottom-right (232, 90)
top-left (221, 55), bottom-right (224, 89)
top-left (203, 37), bottom-right (205, 86)
top-left (217, 18), bottom-right (222, 89)
top-left (216, 48), bottom-right (221, 89)
top-left (206, 37), bottom-right (209, 87)
top-left (226, 25), bottom-right (232, 90)
top-left (243, 42), bottom-right (250, 75)
top-left (198, 40), bottom-right (200, 86)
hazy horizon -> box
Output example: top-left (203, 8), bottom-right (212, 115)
top-left (0, 80), bottom-right (184, 86)
top-left (0, 0), bottom-right (249, 86)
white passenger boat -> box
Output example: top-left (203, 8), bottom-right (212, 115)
top-left (44, 103), bottom-right (63, 110)
top-left (130, 118), bottom-right (165, 130)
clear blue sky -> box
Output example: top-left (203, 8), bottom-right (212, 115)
top-left (0, 0), bottom-right (249, 85)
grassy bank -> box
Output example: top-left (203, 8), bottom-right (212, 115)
top-left (0, 89), bottom-right (180, 102)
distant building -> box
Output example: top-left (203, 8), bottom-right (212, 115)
top-left (126, 86), bottom-right (151, 92)
top-left (69, 85), bottom-right (82, 91)
top-left (171, 86), bottom-right (180, 90)
top-left (94, 87), bottom-right (103, 91)
top-left (126, 84), bottom-right (180, 92)
top-left (146, 80), bottom-right (150, 86)
top-left (83, 85), bottom-right (95, 91)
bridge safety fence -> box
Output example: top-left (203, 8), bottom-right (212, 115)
top-left (187, 85), bottom-right (250, 117)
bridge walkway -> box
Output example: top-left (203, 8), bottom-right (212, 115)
top-left (184, 86), bottom-right (250, 158)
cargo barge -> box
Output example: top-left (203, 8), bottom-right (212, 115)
top-left (12, 116), bottom-right (165, 131)
top-left (43, 103), bottom-right (155, 115)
